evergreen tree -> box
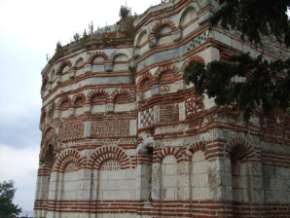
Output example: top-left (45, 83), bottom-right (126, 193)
top-left (0, 181), bottom-right (22, 218)
top-left (185, 1), bottom-right (290, 120)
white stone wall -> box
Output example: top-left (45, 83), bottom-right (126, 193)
top-left (161, 156), bottom-right (178, 200)
top-left (191, 151), bottom-right (210, 200)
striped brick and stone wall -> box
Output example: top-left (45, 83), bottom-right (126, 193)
top-left (34, 0), bottom-right (290, 217)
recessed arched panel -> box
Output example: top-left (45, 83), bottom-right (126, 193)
top-left (136, 30), bottom-right (147, 47)
top-left (89, 91), bottom-right (108, 105)
top-left (139, 77), bottom-right (152, 93)
top-left (113, 54), bottom-right (129, 63)
top-left (74, 57), bottom-right (84, 68)
top-left (89, 146), bottom-right (134, 201)
top-left (156, 24), bottom-right (174, 45)
top-left (58, 97), bottom-right (71, 110)
top-left (161, 155), bottom-right (178, 200)
top-left (61, 161), bottom-right (80, 201)
top-left (92, 56), bottom-right (105, 64)
top-left (228, 142), bottom-right (258, 203)
top-left (191, 151), bottom-right (209, 200)
top-left (113, 91), bottom-right (135, 104)
top-left (180, 7), bottom-right (197, 28)
top-left (159, 70), bottom-right (175, 85)
top-left (72, 94), bottom-right (86, 107)
top-left (57, 62), bottom-right (72, 75)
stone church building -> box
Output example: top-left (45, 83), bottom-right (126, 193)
top-left (34, 0), bottom-right (290, 217)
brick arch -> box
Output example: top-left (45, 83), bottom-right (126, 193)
top-left (74, 57), bottom-right (85, 68)
top-left (53, 149), bottom-right (87, 172)
top-left (137, 72), bottom-right (156, 91)
top-left (154, 147), bottom-right (184, 163)
top-left (57, 61), bottom-right (72, 75)
top-left (87, 89), bottom-right (109, 104)
top-left (135, 29), bottom-right (148, 47)
top-left (182, 55), bottom-right (205, 72)
top-left (41, 75), bottom-right (49, 91)
top-left (72, 93), bottom-right (86, 107)
top-left (42, 126), bottom-right (56, 146)
top-left (155, 64), bottom-right (177, 77)
top-left (155, 64), bottom-right (179, 84)
top-left (226, 137), bottom-right (259, 162)
top-left (179, 5), bottom-right (198, 28)
top-left (40, 109), bottom-right (46, 125)
top-left (112, 53), bottom-right (129, 63)
top-left (151, 20), bottom-right (178, 35)
top-left (89, 51), bottom-right (108, 64)
top-left (184, 142), bottom-right (207, 161)
top-left (112, 89), bottom-right (135, 104)
top-left (47, 103), bottom-right (55, 118)
top-left (57, 96), bottom-right (72, 109)
top-left (88, 146), bottom-right (131, 170)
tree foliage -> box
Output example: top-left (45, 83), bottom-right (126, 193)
top-left (185, 54), bottom-right (290, 120)
top-left (185, 1), bottom-right (290, 120)
top-left (0, 181), bottom-right (21, 218)
top-left (211, 0), bottom-right (290, 47)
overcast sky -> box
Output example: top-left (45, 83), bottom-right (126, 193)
top-left (0, 0), bottom-right (160, 214)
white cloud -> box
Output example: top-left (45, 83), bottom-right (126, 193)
top-left (0, 144), bottom-right (39, 211)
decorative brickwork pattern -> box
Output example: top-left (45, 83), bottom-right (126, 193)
top-left (88, 90), bottom-right (108, 104)
top-left (185, 95), bottom-right (203, 118)
top-left (139, 107), bottom-right (154, 128)
top-left (154, 147), bottom-right (185, 163)
top-left (59, 120), bottom-right (84, 142)
top-left (35, 0), bottom-right (290, 217)
top-left (160, 104), bottom-right (179, 124)
top-left (91, 119), bottom-right (129, 138)
top-left (53, 149), bottom-right (87, 172)
top-left (88, 146), bottom-right (131, 170)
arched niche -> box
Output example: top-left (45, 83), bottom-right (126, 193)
top-left (60, 161), bottom-right (80, 201)
top-left (113, 53), bottom-right (129, 72)
top-left (58, 97), bottom-right (71, 110)
top-left (72, 94), bottom-right (86, 108)
top-left (113, 53), bottom-right (129, 63)
top-left (155, 24), bottom-right (174, 45)
top-left (230, 144), bottom-right (256, 203)
top-left (179, 6), bottom-right (197, 28)
top-left (113, 92), bottom-right (135, 104)
top-left (74, 57), bottom-right (85, 68)
top-left (89, 91), bottom-right (108, 105)
top-left (57, 62), bottom-right (72, 75)
top-left (191, 150), bottom-right (209, 200)
top-left (224, 137), bottom-right (263, 206)
top-left (160, 155), bottom-right (178, 200)
top-left (92, 55), bottom-right (105, 65)
top-left (135, 30), bottom-right (147, 48)
top-left (89, 146), bottom-right (134, 201)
